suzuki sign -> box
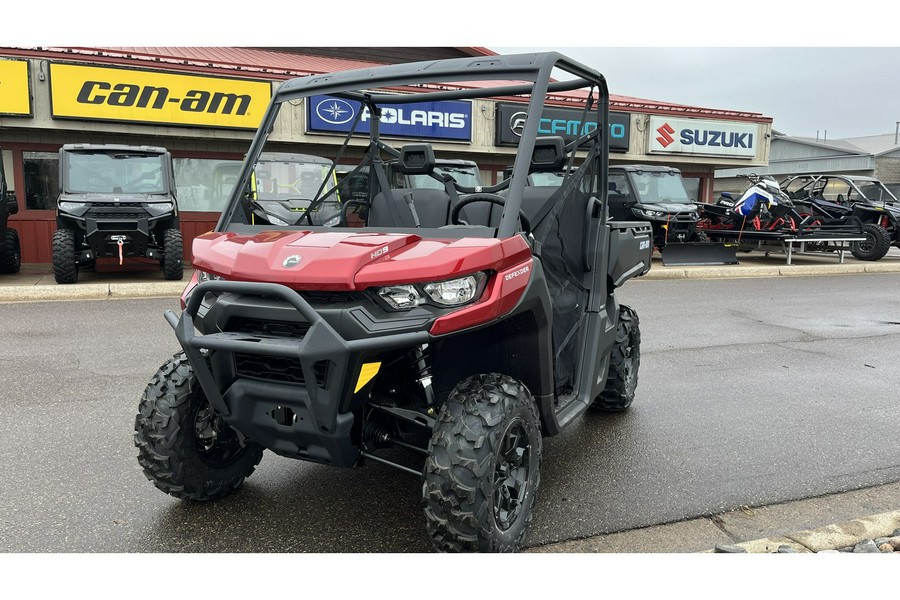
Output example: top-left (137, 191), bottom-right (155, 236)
top-left (648, 116), bottom-right (758, 158)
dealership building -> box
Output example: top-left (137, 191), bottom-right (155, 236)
top-left (0, 46), bottom-right (773, 263)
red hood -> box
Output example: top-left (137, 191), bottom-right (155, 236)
top-left (191, 230), bottom-right (532, 290)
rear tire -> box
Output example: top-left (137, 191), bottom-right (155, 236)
top-left (134, 352), bottom-right (264, 501)
top-left (0, 228), bottom-right (21, 274)
top-left (851, 223), bottom-right (890, 261)
top-left (52, 228), bottom-right (78, 284)
top-left (592, 304), bottom-right (641, 412)
top-left (423, 373), bottom-right (542, 553)
top-left (161, 228), bottom-right (184, 280)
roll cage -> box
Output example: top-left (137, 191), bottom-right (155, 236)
top-left (217, 52), bottom-right (611, 240)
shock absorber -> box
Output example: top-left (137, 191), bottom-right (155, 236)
top-left (412, 344), bottom-right (434, 407)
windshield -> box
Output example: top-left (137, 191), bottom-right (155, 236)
top-left (857, 182), bottom-right (899, 204)
top-left (404, 165), bottom-right (482, 190)
top-left (631, 171), bottom-right (692, 204)
top-left (65, 151), bottom-right (166, 194)
top-left (529, 172), bottom-right (566, 187)
top-left (248, 154), bottom-right (341, 226)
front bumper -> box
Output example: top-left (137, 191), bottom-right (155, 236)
top-left (166, 280), bottom-right (430, 467)
top-left (61, 204), bottom-right (171, 259)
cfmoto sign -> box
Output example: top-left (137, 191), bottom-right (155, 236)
top-left (497, 104), bottom-right (630, 152)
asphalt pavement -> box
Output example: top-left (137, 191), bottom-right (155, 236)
top-left (3, 245), bottom-right (900, 553)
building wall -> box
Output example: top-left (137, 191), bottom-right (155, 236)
top-left (874, 157), bottom-right (900, 184)
top-left (1, 52), bottom-right (774, 263)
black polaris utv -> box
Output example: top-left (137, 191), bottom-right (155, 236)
top-left (781, 173), bottom-right (899, 261)
top-left (0, 150), bottom-right (21, 274)
top-left (53, 144), bottom-right (184, 283)
top-left (134, 52), bottom-right (652, 553)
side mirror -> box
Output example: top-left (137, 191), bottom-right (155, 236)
top-left (6, 190), bottom-right (18, 215)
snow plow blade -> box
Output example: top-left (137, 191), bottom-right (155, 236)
top-left (660, 242), bottom-right (738, 266)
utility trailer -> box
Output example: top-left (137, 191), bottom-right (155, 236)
top-left (702, 222), bottom-right (867, 264)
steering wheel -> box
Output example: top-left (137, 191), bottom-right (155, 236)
top-left (450, 193), bottom-right (531, 235)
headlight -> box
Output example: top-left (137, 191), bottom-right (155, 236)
top-left (376, 273), bottom-right (486, 311)
top-left (58, 201), bottom-right (88, 216)
top-left (634, 208), bottom-right (667, 218)
top-left (144, 202), bottom-right (174, 216)
top-left (377, 285), bottom-right (421, 310)
top-left (423, 274), bottom-right (484, 306)
top-left (196, 270), bottom-right (224, 283)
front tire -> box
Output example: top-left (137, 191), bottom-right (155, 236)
top-left (52, 228), bottom-right (78, 284)
top-left (161, 228), bottom-right (184, 280)
top-left (850, 223), bottom-right (891, 261)
top-left (0, 228), bottom-right (21, 274)
top-left (134, 352), bottom-right (263, 501)
top-left (592, 304), bottom-right (641, 412)
top-left (423, 373), bottom-right (542, 553)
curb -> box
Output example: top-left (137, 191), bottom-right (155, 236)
top-left (641, 262), bottom-right (900, 281)
top-left (0, 282), bottom-right (185, 303)
top-left (704, 509), bottom-right (900, 553)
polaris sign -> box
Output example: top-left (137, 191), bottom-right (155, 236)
top-left (496, 104), bottom-right (630, 152)
top-left (648, 116), bottom-right (758, 158)
top-left (308, 95), bottom-right (471, 141)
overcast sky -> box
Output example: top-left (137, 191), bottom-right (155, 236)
top-left (14, 3), bottom-right (898, 142)
top-left (491, 47), bottom-right (900, 141)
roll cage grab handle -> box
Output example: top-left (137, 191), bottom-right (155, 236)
top-left (216, 52), bottom-right (611, 238)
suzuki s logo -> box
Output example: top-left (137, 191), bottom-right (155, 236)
top-left (656, 123), bottom-right (676, 148)
top-left (315, 98), bottom-right (355, 125)
top-left (282, 255), bottom-right (303, 268)
top-left (509, 111), bottom-right (527, 137)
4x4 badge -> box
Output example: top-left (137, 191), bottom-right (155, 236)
top-left (282, 254), bottom-right (302, 268)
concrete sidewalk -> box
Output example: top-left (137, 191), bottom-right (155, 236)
top-left (527, 481), bottom-right (900, 553)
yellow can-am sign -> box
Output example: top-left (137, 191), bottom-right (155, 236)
top-left (49, 63), bottom-right (270, 129)
top-left (0, 59), bottom-right (32, 116)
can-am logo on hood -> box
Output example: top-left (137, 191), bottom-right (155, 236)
top-left (315, 99), bottom-right (355, 125)
top-left (282, 254), bottom-right (303, 268)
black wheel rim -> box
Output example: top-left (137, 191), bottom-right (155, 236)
top-left (492, 418), bottom-right (531, 531)
top-left (193, 399), bottom-right (246, 468)
top-left (858, 234), bottom-right (875, 252)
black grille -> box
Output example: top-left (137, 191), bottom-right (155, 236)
top-left (234, 354), bottom-right (328, 386)
top-left (299, 290), bottom-right (358, 304)
top-left (228, 317), bottom-right (311, 339)
top-left (86, 207), bottom-right (149, 220)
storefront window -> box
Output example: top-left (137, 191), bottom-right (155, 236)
top-left (24, 152), bottom-right (60, 210)
top-left (682, 177), bottom-right (701, 203)
top-left (173, 157), bottom-right (242, 212)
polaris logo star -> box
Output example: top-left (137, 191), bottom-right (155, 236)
top-left (315, 99), bottom-right (355, 125)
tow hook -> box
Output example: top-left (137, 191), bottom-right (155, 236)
top-left (111, 235), bottom-right (127, 265)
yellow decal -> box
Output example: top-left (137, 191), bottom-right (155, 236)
top-left (49, 63), bottom-right (270, 129)
top-left (0, 60), bottom-right (32, 116)
top-left (354, 362), bottom-right (382, 393)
